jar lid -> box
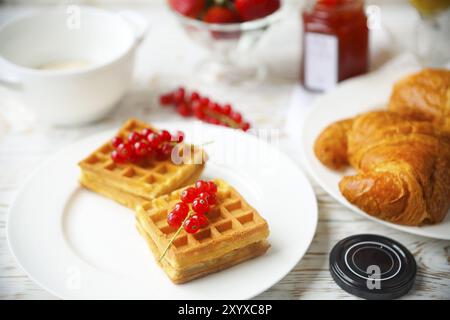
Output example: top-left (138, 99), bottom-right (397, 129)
top-left (329, 234), bottom-right (416, 300)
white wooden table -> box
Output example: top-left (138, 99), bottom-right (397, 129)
top-left (0, 1), bottom-right (449, 300)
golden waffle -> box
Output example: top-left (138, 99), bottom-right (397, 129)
top-left (79, 118), bottom-right (206, 209)
top-left (136, 179), bottom-right (270, 284)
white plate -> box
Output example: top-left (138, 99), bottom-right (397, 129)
top-left (8, 122), bottom-right (318, 299)
top-left (301, 69), bottom-right (450, 240)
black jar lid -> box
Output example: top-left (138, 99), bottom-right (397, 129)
top-left (329, 234), bottom-right (416, 300)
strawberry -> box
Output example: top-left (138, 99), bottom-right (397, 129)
top-left (235, 0), bottom-right (280, 21)
top-left (318, 0), bottom-right (342, 5)
top-left (168, 0), bottom-right (206, 18)
top-left (203, 6), bottom-right (240, 24)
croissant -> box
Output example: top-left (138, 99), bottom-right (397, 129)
top-left (388, 68), bottom-right (450, 133)
top-left (331, 111), bottom-right (450, 226)
top-left (313, 118), bottom-right (353, 170)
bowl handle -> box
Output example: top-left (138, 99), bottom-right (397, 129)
top-left (118, 10), bottom-right (149, 47)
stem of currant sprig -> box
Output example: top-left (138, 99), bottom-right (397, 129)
top-left (158, 210), bottom-right (195, 263)
top-left (203, 109), bottom-right (243, 129)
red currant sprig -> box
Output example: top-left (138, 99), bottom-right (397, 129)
top-left (110, 127), bottom-right (184, 164)
top-left (159, 180), bottom-right (218, 262)
top-left (168, 180), bottom-right (217, 232)
top-left (159, 86), bottom-right (251, 132)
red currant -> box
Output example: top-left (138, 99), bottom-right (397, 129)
top-left (198, 192), bottom-right (217, 206)
top-left (210, 102), bottom-right (222, 113)
top-left (200, 97), bottom-right (210, 106)
top-left (195, 180), bottom-right (209, 193)
top-left (167, 211), bottom-right (184, 228)
top-left (134, 140), bottom-right (149, 157)
top-left (172, 202), bottom-right (189, 218)
top-left (191, 213), bottom-right (209, 228)
top-left (160, 93), bottom-right (174, 105)
top-left (156, 144), bottom-right (173, 160)
top-left (141, 128), bottom-right (154, 138)
top-left (222, 104), bottom-right (232, 115)
top-left (183, 217), bottom-right (201, 234)
top-left (128, 132), bottom-right (142, 144)
top-left (208, 193), bottom-right (217, 205)
top-left (231, 112), bottom-right (242, 123)
top-left (128, 132), bottom-right (143, 143)
top-left (198, 191), bottom-right (210, 200)
top-left (192, 100), bottom-right (203, 113)
top-left (190, 91), bottom-right (200, 101)
top-left (111, 150), bottom-right (125, 163)
top-left (180, 187), bottom-right (198, 203)
top-left (194, 109), bottom-right (205, 120)
top-left (174, 131), bottom-right (184, 143)
top-left (147, 133), bottom-right (162, 149)
top-left (174, 87), bottom-right (185, 104)
top-left (192, 197), bottom-right (209, 214)
top-left (242, 122), bottom-right (250, 131)
top-left (146, 147), bottom-right (155, 159)
top-left (177, 103), bottom-right (191, 117)
top-left (111, 136), bottom-right (124, 148)
top-left (160, 130), bottom-right (172, 142)
top-left (207, 181), bottom-right (217, 193)
top-left (117, 143), bottom-right (133, 160)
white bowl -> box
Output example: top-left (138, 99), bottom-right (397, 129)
top-left (0, 6), bottom-right (147, 126)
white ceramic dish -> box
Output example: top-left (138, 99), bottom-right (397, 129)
top-left (8, 122), bottom-right (318, 299)
top-left (0, 6), bottom-right (147, 126)
top-left (301, 69), bottom-right (450, 240)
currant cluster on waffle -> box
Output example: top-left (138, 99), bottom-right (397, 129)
top-left (159, 87), bottom-right (251, 131)
top-left (167, 180), bottom-right (218, 234)
top-left (110, 128), bottom-right (185, 164)
top-left (79, 119), bottom-right (206, 210)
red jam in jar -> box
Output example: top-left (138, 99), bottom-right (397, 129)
top-left (301, 0), bottom-right (369, 92)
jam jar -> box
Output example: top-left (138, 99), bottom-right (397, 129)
top-left (301, 0), bottom-right (369, 92)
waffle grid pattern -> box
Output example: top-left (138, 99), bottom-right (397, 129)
top-left (140, 180), bottom-right (266, 253)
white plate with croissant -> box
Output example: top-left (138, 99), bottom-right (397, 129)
top-left (302, 68), bottom-right (450, 240)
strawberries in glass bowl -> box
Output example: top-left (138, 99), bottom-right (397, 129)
top-left (167, 0), bottom-right (283, 84)
top-left (168, 0), bottom-right (206, 18)
top-left (168, 0), bottom-right (281, 23)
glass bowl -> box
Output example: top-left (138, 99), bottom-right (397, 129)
top-left (169, 4), bottom-right (284, 84)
